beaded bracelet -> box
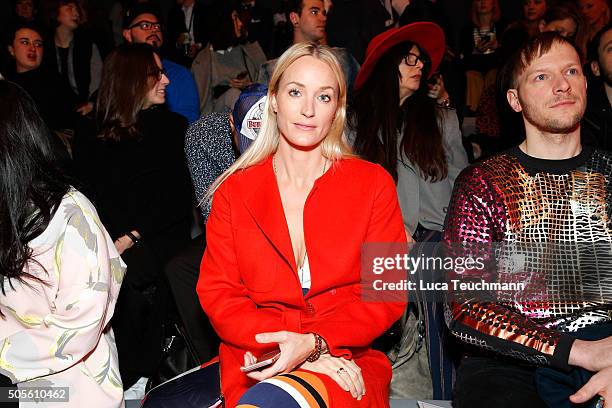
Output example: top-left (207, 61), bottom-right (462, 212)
top-left (307, 333), bottom-right (323, 362)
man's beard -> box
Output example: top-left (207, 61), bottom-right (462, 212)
top-left (521, 97), bottom-right (583, 134)
top-left (601, 68), bottom-right (612, 88)
top-left (147, 35), bottom-right (162, 49)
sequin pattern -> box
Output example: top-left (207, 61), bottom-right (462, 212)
top-left (443, 150), bottom-right (612, 366)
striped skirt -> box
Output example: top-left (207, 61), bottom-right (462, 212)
top-left (237, 371), bottom-right (330, 408)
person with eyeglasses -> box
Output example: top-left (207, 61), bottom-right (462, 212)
top-left (71, 43), bottom-right (195, 390)
top-left (122, 3), bottom-right (200, 124)
top-left (349, 22), bottom-right (469, 400)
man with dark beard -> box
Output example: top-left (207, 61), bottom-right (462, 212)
top-left (583, 24), bottom-right (612, 150)
top-left (122, 4), bottom-right (200, 123)
top-left (444, 32), bottom-right (612, 407)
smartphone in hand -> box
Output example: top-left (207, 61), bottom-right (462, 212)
top-left (240, 350), bottom-right (281, 373)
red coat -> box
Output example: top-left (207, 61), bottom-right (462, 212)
top-left (197, 156), bottom-right (407, 407)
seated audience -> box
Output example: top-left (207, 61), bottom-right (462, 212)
top-left (191, 0), bottom-right (267, 113)
top-left (499, 0), bottom-right (547, 63)
top-left (522, 0), bottom-right (548, 37)
top-left (351, 22), bottom-right (469, 399)
top-left (256, 0), bottom-right (360, 99)
top-left (164, 84), bottom-right (268, 366)
top-left (445, 32), bottom-right (612, 408)
top-left (198, 42), bottom-right (406, 407)
top-left (538, 2), bottom-right (587, 59)
top-left (40, 0), bottom-right (102, 115)
top-left (122, 3), bottom-right (200, 123)
top-left (12, 0), bottom-right (38, 24)
top-left (72, 43), bottom-right (194, 389)
top-left (0, 79), bottom-right (124, 407)
top-left (583, 24), bottom-right (612, 150)
top-left (5, 23), bottom-right (79, 132)
top-left (166, 0), bottom-right (213, 66)
top-left (473, 2), bottom-right (588, 152)
top-left (461, 0), bottom-right (504, 114)
top-left (578, 0), bottom-right (610, 42)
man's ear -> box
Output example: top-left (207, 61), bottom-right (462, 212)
top-left (506, 89), bottom-right (522, 113)
top-left (122, 29), bottom-right (132, 43)
top-left (591, 60), bottom-right (601, 77)
top-left (289, 11), bottom-right (300, 27)
top-left (7, 45), bottom-right (15, 57)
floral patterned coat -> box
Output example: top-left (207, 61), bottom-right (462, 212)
top-left (0, 190), bottom-right (125, 407)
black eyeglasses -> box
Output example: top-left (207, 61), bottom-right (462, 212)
top-left (129, 20), bottom-right (161, 31)
top-left (149, 67), bottom-right (167, 80)
top-left (403, 52), bottom-right (428, 67)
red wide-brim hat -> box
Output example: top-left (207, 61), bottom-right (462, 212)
top-left (354, 22), bottom-right (446, 90)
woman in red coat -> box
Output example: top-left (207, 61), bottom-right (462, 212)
top-left (197, 42), bottom-right (407, 407)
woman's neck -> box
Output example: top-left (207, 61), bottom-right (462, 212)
top-left (476, 13), bottom-right (493, 28)
top-left (274, 143), bottom-right (328, 190)
top-left (525, 19), bottom-right (539, 36)
top-left (55, 25), bottom-right (74, 48)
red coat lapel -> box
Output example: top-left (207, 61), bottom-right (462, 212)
top-left (242, 156), bottom-right (298, 273)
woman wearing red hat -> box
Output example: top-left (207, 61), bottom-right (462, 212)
top-left (350, 22), bottom-right (469, 400)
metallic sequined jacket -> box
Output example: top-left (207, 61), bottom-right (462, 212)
top-left (443, 147), bottom-right (612, 370)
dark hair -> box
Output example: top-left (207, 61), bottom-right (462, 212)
top-left (96, 43), bottom-right (159, 141)
top-left (541, 3), bottom-right (587, 55)
top-left (4, 22), bottom-right (45, 48)
top-left (122, 3), bottom-right (161, 29)
top-left (588, 23), bottom-right (612, 63)
top-left (209, 0), bottom-right (242, 50)
top-left (40, 0), bottom-right (82, 30)
top-left (0, 80), bottom-right (70, 301)
top-left (287, 0), bottom-right (305, 15)
top-left (503, 31), bottom-right (582, 89)
top-left (350, 41), bottom-right (446, 182)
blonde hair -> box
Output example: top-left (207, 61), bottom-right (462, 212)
top-left (204, 42), bottom-right (352, 202)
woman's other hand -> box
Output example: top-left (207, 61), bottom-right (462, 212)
top-left (302, 355), bottom-right (366, 400)
top-left (229, 75), bottom-right (252, 90)
top-left (114, 236), bottom-right (132, 254)
top-left (427, 74), bottom-right (449, 104)
top-left (244, 331), bottom-right (315, 381)
top-left (113, 231), bottom-right (140, 255)
top-left (76, 102), bottom-right (94, 116)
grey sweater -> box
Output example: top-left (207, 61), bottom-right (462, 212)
top-left (347, 107), bottom-right (468, 235)
top-left (396, 108), bottom-right (468, 234)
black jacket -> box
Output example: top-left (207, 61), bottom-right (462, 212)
top-left (582, 79), bottom-right (612, 151)
top-left (72, 106), bottom-right (194, 260)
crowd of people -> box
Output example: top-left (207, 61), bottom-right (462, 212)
top-left (2, 0), bottom-right (612, 407)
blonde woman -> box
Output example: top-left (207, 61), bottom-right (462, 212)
top-left (197, 42), bottom-right (407, 407)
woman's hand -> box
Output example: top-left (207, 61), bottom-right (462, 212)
top-left (113, 230), bottom-right (140, 255)
top-left (76, 102), bottom-right (94, 116)
top-left (427, 74), bottom-right (449, 105)
top-left (114, 236), bottom-right (133, 255)
top-left (243, 331), bottom-right (315, 381)
top-left (229, 76), bottom-right (252, 90)
top-left (301, 354), bottom-right (366, 400)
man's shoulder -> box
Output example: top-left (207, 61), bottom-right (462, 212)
top-left (455, 152), bottom-right (517, 189)
top-left (162, 59), bottom-right (194, 81)
top-left (584, 148), bottom-right (612, 174)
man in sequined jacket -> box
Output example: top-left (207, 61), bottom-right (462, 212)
top-left (444, 32), bottom-right (612, 407)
